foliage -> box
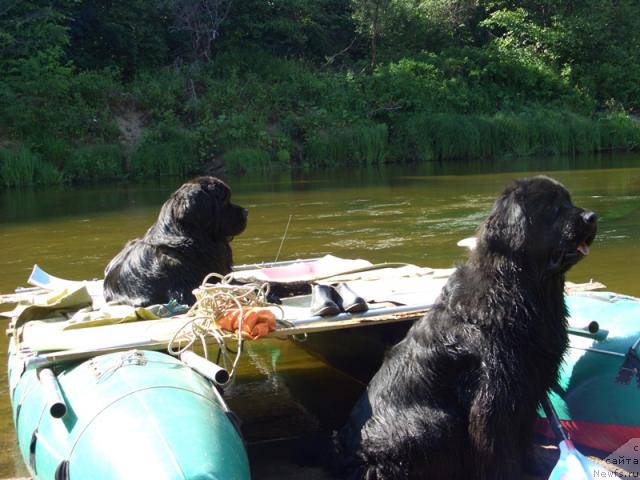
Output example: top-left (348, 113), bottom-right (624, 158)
top-left (306, 123), bottom-right (388, 166)
top-left (0, 146), bottom-right (64, 187)
top-left (130, 125), bottom-right (200, 177)
top-left (353, 0), bottom-right (478, 59)
top-left (481, 0), bottom-right (640, 111)
top-left (1, 0), bottom-right (640, 187)
top-left (66, 0), bottom-right (172, 77)
top-left (598, 114), bottom-right (640, 151)
top-left (66, 144), bottom-right (125, 182)
top-left (400, 110), bottom-right (640, 163)
top-left (220, 0), bottom-right (358, 61)
top-left (0, 147), bottom-right (37, 187)
top-left (224, 148), bottom-right (273, 174)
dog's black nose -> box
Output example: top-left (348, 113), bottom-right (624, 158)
top-left (582, 211), bottom-right (597, 223)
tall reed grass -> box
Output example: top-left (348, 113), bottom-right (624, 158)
top-left (224, 147), bottom-right (272, 174)
top-left (400, 110), bottom-right (640, 162)
top-left (305, 123), bottom-right (388, 167)
top-left (66, 144), bottom-right (125, 182)
top-left (0, 146), bottom-right (37, 187)
top-left (1, 110), bottom-right (637, 189)
top-left (0, 146), bottom-right (64, 187)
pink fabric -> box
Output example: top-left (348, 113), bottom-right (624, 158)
top-left (258, 256), bottom-right (372, 282)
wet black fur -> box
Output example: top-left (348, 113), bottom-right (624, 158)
top-left (103, 176), bottom-right (247, 306)
top-left (332, 176), bottom-right (597, 480)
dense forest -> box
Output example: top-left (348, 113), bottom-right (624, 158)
top-left (1, 0), bottom-right (640, 186)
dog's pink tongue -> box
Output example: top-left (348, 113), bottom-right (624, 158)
top-left (577, 243), bottom-right (590, 256)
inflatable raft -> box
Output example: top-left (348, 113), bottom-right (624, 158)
top-left (7, 348), bottom-right (250, 480)
top-left (3, 257), bottom-right (639, 479)
top-left (3, 265), bottom-right (251, 480)
top-left (539, 291), bottom-right (640, 453)
top-left (236, 257), bottom-right (640, 454)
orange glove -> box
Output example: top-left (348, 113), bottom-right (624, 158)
top-left (217, 307), bottom-right (276, 339)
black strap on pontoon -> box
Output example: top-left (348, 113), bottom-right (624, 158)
top-left (55, 460), bottom-right (70, 480)
top-left (29, 429), bottom-right (38, 474)
top-left (616, 338), bottom-right (640, 388)
top-left (614, 336), bottom-right (640, 388)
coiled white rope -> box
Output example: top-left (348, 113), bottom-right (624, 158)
top-left (167, 273), bottom-right (281, 380)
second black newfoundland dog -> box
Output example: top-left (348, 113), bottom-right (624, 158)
top-left (103, 176), bottom-right (247, 306)
top-left (331, 176), bottom-right (597, 479)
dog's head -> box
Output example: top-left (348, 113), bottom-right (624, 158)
top-left (164, 176), bottom-right (247, 240)
top-left (478, 176), bottom-right (597, 274)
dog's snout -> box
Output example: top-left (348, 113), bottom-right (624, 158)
top-left (242, 208), bottom-right (249, 219)
top-left (582, 211), bottom-right (597, 224)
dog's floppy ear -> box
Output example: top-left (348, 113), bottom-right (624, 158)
top-left (479, 182), bottom-right (527, 253)
top-left (170, 177), bottom-right (232, 235)
top-left (169, 182), bottom-right (217, 231)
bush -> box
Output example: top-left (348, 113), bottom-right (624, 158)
top-left (34, 160), bottom-right (65, 185)
top-left (33, 137), bottom-right (72, 169)
top-left (66, 144), bottom-right (125, 182)
top-left (224, 147), bottom-right (273, 174)
top-left (130, 126), bottom-right (199, 177)
top-left (130, 69), bottom-right (189, 119)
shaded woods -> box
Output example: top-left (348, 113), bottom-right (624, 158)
top-left (1, 0), bottom-right (640, 186)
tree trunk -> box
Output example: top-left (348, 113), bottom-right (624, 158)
top-left (370, 1), bottom-right (380, 69)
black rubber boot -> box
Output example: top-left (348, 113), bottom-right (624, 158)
top-left (310, 284), bottom-right (341, 316)
top-left (335, 283), bottom-right (368, 313)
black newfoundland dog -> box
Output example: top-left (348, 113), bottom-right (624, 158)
top-left (332, 176), bottom-right (597, 480)
top-left (103, 176), bottom-right (247, 306)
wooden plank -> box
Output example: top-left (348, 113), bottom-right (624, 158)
top-left (19, 306), bottom-right (428, 369)
top-left (272, 309), bottom-right (426, 336)
top-left (565, 280), bottom-right (606, 292)
top-left (10, 265), bottom-right (608, 370)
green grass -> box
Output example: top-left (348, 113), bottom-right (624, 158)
top-left (305, 123), bottom-right (388, 167)
top-left (598, 114), bottom-right (640, 151)
top-left (0, 146), bottom-right (37, 187)
top-left (66, 143), bottom-right (125, 182)
top-left (400, 110), bottom-right (640, 162)
top-left (0, 146), bottom-right (64, 187)
top-left (2, 108), bottom-right (638, 189)
top-left (130, 127), bottom-right (200, 177)
top-left (35, 160), bottom-right (65, 185)
top-left (224, 147), bottom-right (274, 174)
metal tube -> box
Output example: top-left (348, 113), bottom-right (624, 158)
top-left (567, 324), bottom-right (608, 341)
top-left (180, 351), bottom-right (230, 386)
top-left (37, 368), bottom-right (67, 418)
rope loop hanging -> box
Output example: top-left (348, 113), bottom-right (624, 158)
top-left (168, 273), bottom-right (280, 380)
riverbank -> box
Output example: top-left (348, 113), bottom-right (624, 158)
top-left (2, 100), bottom-right (638, 188)
top-left (2, 2), bottom-right (640, 187)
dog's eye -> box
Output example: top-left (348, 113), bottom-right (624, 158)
top-left (551, 201), bottom-right (572, 217)
top-left (214, 189), bottom-right (230, 205)
top-left (547, 204), bottom-right (561, 218)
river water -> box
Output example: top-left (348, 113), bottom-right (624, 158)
top-left (0, 155), bottom-right (639, 477)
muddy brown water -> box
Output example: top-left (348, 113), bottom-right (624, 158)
top-left (1, 156), bottom-right (639, 478)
